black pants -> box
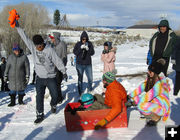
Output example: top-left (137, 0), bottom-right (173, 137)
top-left (1, 77), bottom-right (9, 91)
top-left (174, 71), bottom-right (180, 95)
top-left (32, 70), bottom-right (36, 84)
top-left (36, 77), bottom-right (58, 113)
top-left (56, 70), bottom-right (63, 102)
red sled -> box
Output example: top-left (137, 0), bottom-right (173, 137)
top-left (64, 102), bottom-right (128, 132)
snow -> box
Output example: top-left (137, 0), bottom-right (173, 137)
top-left (0, 38), bottom-right (180, 140)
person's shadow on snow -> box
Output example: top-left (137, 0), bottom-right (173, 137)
top-left (24, 127), bottom-right (43, 140)
top-left (86, 129), bottom-right (109, 140)
top-left (44, 82), bottom-right (80, 119)
top-left (132, 126), bottom-right (163, 140)
top-left (170, 98), bottom-right (180, 125)
top-left (0, 113), bottom-right (14, 131)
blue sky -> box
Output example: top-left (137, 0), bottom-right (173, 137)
top-left (0, 0), bottom-right (180, 29)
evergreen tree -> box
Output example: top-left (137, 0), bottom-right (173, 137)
top-left (53, 9), bottom-right (60, 26)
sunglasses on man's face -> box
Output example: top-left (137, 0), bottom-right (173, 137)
top-left (82, 38), bottom-right (86, 41)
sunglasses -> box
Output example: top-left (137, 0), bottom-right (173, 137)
top-left (82, 38), bottom-right (87, 41)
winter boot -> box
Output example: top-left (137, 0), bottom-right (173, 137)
top-left (18, 94), bottom-right (25, 105)
top-left (34, 113), bottom-right (44, 124)
top-left (146, 113), bottom-right (161, 127)
top-left (8, 94), bottom-right (16, 107)
top-left (51, 106), bottom-right (56, 114)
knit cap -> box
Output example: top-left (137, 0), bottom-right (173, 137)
top-left (12, 44), bottom-right (20, 51)
top-left (148, 58), bottom-right (166, 75)
top-left (102, 72), bottom-right (115, 83)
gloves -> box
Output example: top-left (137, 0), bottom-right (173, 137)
top-left (8, 9), bottom-right (20, 28)
top-left (81, 44), bottom-right (89, 51)
top-left (81, 44), bottom-right (86, 49)
top-left (102, 50), bottom-right (109, 54)
top-left (63, 73), bottom-right (68, 81)
top-left (25, 76), bottom-right (29, 85)
top-left (125, 95), bottom-right (136, 108)
top-left (171, 59), bottom-right (176, 65)
top-left (94, 119), bottom-right (108, 130)
top-left (4, 76), bottom-right (8, 82)
top-left (84, 45), bottom-right (89, 51)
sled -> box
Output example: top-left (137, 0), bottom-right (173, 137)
top-left (64, 102), bottom-right (128, 131)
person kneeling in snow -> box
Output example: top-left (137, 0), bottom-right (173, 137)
top-left (94, 72), bottom-right (127, 130)
top-left (126, 59), bottom-right (171, 126)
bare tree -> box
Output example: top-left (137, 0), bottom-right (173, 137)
top-left (0, 2), bottom-right (50, 56)
top-left (60, 14), bottom-right (70, 28)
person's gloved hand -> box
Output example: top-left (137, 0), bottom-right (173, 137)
top-left (4, 76), bottom-right (8, 82)
top-left (63, 73), bottom-right (68, 81)
top-left (94, 119), bottom-right (108, 130)
top-left (8, 9), bottom-right (20, 28)
top-left (25, 76), bottom-right (29, 85)
top-left (102, 50), bottom-right (106, 54)
top-left (81, 44), bottom-right (86, 49)
top-left (84, 45), bottom-right (89, 51)
top-left (125, 95), bottom-right (136, 108)
top-left (171, 59), bottom-right (176, 65)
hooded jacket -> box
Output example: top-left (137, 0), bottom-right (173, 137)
top-left (73, 31), bottom-right (95, 65)
top-left (4, 50), bottom-right (30, 91)
top-left (53, 32), bottom-right (68, 66)
top-left (101, 47), bottom-right (116, 73)
top-left (16, 27), bottom-right (66, 78)
top-left (148, 20), bottom-right (177, 58)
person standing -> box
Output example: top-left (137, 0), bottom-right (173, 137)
top-left (4, 44), bottom-right (30, 106)
top-left (0, 57), bottom-right (7, 91)
top-left (101, 41), bottom-right (116, 74)
top-left (172, 36), bottom-right (180, 96)
top-left (73, 31), bottom-right (95, 95)
top-left (49, 32), bottom-right (68, 103)
top-left (14, 22), bottom-right (66, 124)
top-left (147, 19), bottom-right (177, 76)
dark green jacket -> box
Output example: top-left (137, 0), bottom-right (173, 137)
top-left (149, 30), bottom-right (177, 58)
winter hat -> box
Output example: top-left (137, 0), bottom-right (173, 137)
top-left (148, 58), bottom-right (166, 75)
top-left (12, 44), bottom-right (20, 51)
top-left (32, 35), bottom-right (44, 45)
top-left (49, 34), bottom-right (55, 39)
top-left (104, 41), bottom-right (112, 50)
top-left (158, 20), bottom-right (170, 29)
top-left (102, 72), bottom-right (116, 83)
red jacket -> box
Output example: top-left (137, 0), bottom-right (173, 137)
top-left (104, 80), bottom-right (127, 122)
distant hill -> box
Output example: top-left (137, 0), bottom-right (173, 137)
top-left (89, 26), bottom-right (126, 30)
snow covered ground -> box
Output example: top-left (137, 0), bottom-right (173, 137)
top-left (0, 40), bottom-right (179, 140)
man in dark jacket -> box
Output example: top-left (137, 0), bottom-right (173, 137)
top-left (73, 31), bottom-right (95, 95)
top-left (147, 19), bottom-right (177, 76)
top-left (4, 44), bottom-right (30, 106)
top-left (172, 36), bottom-right (180, 96)
top-left (49, 32), bottom-right (68, 103)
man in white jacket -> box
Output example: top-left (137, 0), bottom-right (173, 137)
top-left (16, 26), bottom-right (66, 124)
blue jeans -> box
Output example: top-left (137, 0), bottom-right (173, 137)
top-left (76, 64), bottom-right (93, 95)
top-left (36, 77), bottom-right (58, 113)
top-left (10, 90), bottom-right (24, 95)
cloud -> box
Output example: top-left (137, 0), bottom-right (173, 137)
top-left (1, 0), bottom-right (180, 29)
